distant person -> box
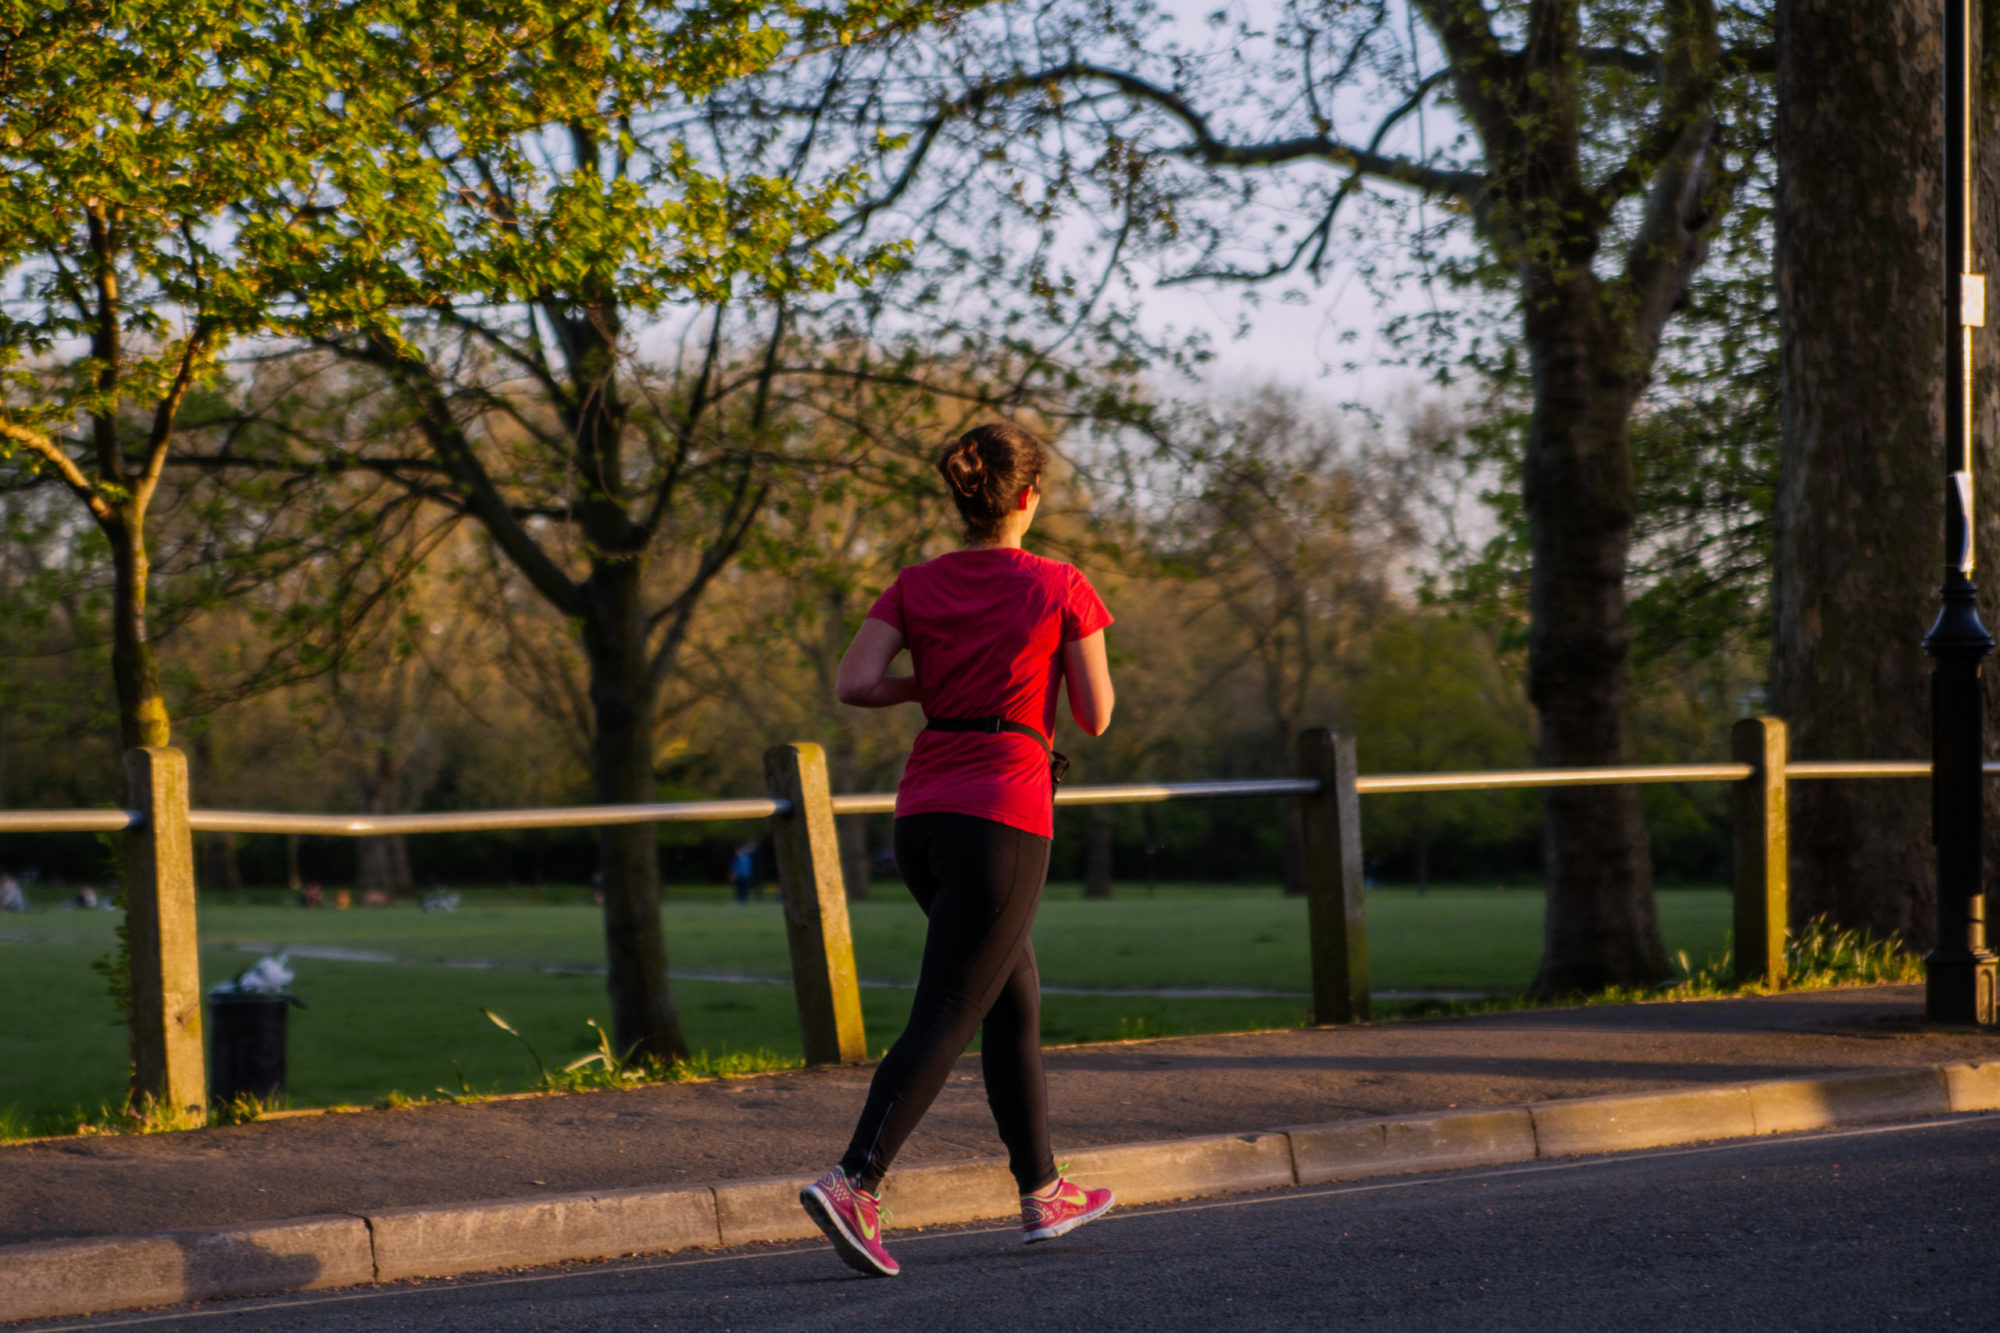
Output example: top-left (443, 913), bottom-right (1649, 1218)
top-left (0, 874), bottom-right (23, 913)
top-left (729, 840), bottom-right (759, 905)
top-left (799, 422), bottom-right (1117, 1277)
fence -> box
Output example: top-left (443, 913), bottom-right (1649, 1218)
top-left (0, 718), bottom-right (1977, 1120)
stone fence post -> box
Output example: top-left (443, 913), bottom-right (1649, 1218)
top-left (1731, 717), bottom-right (1789, 986)
top-left (1298, 728), bottom-right (1369, 1023)
top-left (764, 742), bottom-right (868, 1064)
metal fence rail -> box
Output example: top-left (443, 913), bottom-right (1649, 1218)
top-left (1353, 763), bottom-right (1753, 794)
top-left (0, 810), bottom-right (138, 833)
top-left (0, 779), bottom-right (1333, 834)
top-left (834, 777), bottom-right (1327, 817)
top-left (185, 800), bottom-right (790, 837)
top-left (15, 764), bottom-right (1973, 837)
top-left (1785, 761), bottom-right (1938, 780)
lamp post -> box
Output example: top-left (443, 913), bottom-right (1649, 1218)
top-left (1923, 0), bottom-right (1998, 1025)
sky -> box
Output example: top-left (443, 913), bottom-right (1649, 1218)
top-left (1137, 265), bottom-right (1437, 408)
top-left (1109, 0), bottom-right (1464, 415)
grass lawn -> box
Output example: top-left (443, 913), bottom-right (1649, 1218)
top-left (0, 883), bottom-right (1731, 1130)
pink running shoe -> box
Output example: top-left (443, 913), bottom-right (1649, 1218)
top-left (800, 1167), bottom-right (900, 1277)
top-left (1021, 1176), bottom-right (1114, 1244)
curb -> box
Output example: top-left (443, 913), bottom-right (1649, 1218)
top-left (6, 1061), bottom-right (1997, 1323)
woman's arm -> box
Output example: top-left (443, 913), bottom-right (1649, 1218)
top-left (1061, 630), bottom-right (1115, 736)
top-left (836, 618), bottom-right (922, 708)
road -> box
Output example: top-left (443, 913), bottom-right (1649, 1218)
top-left (28, 1115), bottom-right (2000, 1332)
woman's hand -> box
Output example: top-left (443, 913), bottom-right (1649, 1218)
top-left (1061, 630), bottom-right (1114, 735)
top-left (836, 618), bottom-right (922, 708)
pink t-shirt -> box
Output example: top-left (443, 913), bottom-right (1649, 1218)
top-left (867, 548), bottom-right (1113, 837)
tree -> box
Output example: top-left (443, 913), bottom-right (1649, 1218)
top-left (1, 0), bottom-right (321, 749)
top-left (0, 0), bottom-right (623, 755)
top-left (0, 0), bottom-right (513, 1112)
top-left (1767, 0), bottom-right (2000, 945)
top-left (249, 0), bottom-right (955, 1060)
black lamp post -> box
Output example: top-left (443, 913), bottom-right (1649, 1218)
top-left (1923, 0), bottom-right (1998, 1025)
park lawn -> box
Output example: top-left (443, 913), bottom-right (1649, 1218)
top-left (0, 886), bottom-right (1730, 1129)
top-left (0, 942), bottom-right (1304, 1129)
top-left (30, 882), bottom-right (1731, 992)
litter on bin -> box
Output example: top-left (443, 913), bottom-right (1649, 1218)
top-left (212, 952), bottom-right (298, 999)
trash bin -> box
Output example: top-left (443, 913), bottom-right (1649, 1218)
top-left (208, 954), bottom-right (303, 1106)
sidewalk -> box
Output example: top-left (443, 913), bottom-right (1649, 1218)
top-left (6, 984), bottom-right (1998, 1250)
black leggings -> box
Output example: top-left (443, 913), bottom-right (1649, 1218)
top-left (839, 812), bottom-right (1056, 1196)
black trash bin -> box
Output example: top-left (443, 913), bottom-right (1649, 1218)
top-left (208, 990), bottom-right (300, 1105)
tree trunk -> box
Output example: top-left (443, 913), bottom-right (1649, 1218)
top-left (202, 833), bottom-right (243, 894)
top-left (829, 740), bottom-right (869, 900)
top-left (1278, 718), bottom-right (1305, 898)
top-left (1280, 800), bottom-right (1307, 897)
top-left (356, 836), bottom-right (415, 897)
top-left (1084, 804), bottom-right (1114, 898)
top-left (356, 747), bottom-right (415, 897)
top-left (1414, 793), bottom-right (1429, 895)
top-left (1771, 0), bottom-right (1954, 946)
top-left (838, 817), bottom-right (872, 901)
top-left (105, 508), bottom-right (168, 750)
top-left (583, 558), bottom-right (688, 1064)
top-left (190, 732), bottom-right (240, 893)
top-left (1524, 279), bottom-right (1669, 997)
top-left (1142, 807), bottom-right (1158, 896)
top-left (103, 491), bottom-right (175, 1111)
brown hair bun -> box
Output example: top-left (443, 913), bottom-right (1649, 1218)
top-left (935, 422), bottom-right (1049, 541)
top-left (941, 438), bottom-right (987, 498)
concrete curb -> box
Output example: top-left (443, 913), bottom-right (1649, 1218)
top-left (0, 1216), bottom-right (372, 1324)
top-left (368, 1186), bottom-right (720, 1283)
top-left (6, 1061), bottom-right (1998, 1323)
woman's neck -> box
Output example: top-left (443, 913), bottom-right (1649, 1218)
top-left (963, 518), bottom-right (1031, 550)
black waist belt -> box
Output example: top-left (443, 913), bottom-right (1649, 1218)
top-left (923, 716), bottom-right (1070, 785)
top-left (924, 715), bottom-right (1050, 748)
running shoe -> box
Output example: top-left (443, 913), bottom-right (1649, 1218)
top-left (800, 1167), bottom-right (900, 1277)
top-left (1021, 1175), bottom-right (1114, 1243)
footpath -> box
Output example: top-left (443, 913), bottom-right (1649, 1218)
top-left (6, 984), bottom-right (2000, 1322)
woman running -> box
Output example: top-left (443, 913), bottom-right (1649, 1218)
top-left (799, 421), bottom-right (1117, 1278)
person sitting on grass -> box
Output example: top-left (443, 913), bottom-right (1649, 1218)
top-left (799, 421), bottom-right (1117, 1278)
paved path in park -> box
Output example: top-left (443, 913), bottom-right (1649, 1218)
top-left (4, 984), bottom-right (1998, 1248)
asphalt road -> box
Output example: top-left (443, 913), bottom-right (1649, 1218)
top-left (27, 1115), bottom-right (2000, 1332)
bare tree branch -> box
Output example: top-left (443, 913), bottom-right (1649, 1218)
top-left (339, 334), bottom-right (589, 619)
